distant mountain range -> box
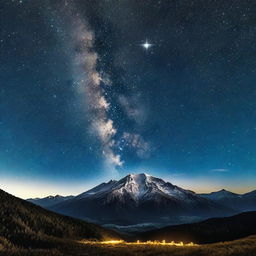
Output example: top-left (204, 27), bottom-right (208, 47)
top-left (0, 189), bottom-right (120, 250)
top-left (29, 173), bottom-right (235, 227)
top-left (27, 195), bottom-right (74, 208)
top-left (199, 189), bottom-right (256, 211)
top-left (30, 186), bottom-right (256, 220)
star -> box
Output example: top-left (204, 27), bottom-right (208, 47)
top-left (141, 40), bottom-right (153, 50)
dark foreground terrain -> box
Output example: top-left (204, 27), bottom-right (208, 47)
top-left (138, 211), bottom-right (256, 244)
top-left (1, 188), bottom-right (256, 256)
top-left (1, 235), bottom-right (256, 256)
top-left (0, 189), bottom-right (120, 250)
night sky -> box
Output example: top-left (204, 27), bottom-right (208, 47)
top-left (1, 0), bottom-right (256, 198)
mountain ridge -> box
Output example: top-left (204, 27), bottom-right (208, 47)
top-left (199, 189), bottom-right (256, 211)
top-left (45, 173), bottom-right (233, 226)
top-left (27, 194), bottom-right (75, 208)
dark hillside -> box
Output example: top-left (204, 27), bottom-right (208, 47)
top-left (0, 189), bottom-right (120, 249)
top-left (138, 211), bottom-right (256, 244)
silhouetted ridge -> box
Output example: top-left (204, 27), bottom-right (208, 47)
top-left (138, 211), bottom-right (256, 244)
top-left (0, 189), bottom-right (120, 249)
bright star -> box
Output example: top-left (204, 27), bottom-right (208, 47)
top-left (141, 40), bottom-right (153, 50)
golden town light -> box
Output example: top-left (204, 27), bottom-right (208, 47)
top-left (82, 240), bottom-right (197, 247)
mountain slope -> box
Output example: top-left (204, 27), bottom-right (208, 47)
top-left (0, 189), bottom-right (120, 249)
top-left (76, 180), bottom-right (118, 199)
top-left (27, 195), bottom-right (74, 208)
top-left (200, 189), bottom-right (256, 211)
top-left (138, 211), bottom-right (256, 244)
top-left (50, 173), bottom-right (233, 225)
top-left (241, 190), bottom-right (256, 210)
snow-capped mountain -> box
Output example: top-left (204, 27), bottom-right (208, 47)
top-left (78, 173), bottom-right (205, 203)
top-left (49, 173), bottom-right (233, 226)
top-left (76, 173), bottom-right (192, 200)
top-left (27, 195), bottom-right (74, 208)
top-left (200, 189), bottom-right (256, 212)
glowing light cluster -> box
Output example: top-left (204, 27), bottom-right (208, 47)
top-left (83, 240), bottom-right (197, 247)
top-left (134, 240), bottom-right (196, 247)
top-left (100, 240), bottom-right (124, 244)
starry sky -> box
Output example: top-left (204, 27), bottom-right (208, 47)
top-left (1, 0), bottom-right (256, 198)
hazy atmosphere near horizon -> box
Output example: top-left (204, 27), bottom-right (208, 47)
top-left (1, 0), bottom-right (256, 198)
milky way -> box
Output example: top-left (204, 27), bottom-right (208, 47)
top-left (63, 7), bottom-right (122, 168)
top-left (59, 3), bottom-right (151, 171)
top-left (2, 0), bottom-right (256, 195)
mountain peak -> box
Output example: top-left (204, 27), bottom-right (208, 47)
top-left (77, 172), bottom-right (177, 201)
top-left (126, 173), bottom-right (151, 182)
top-left (216, 189), bottom-right (230, 194)
top-left (215, 189), bottom-right (236, 195)
top-left (48, 195), bottom-right (62, 198)
top-left (127, 173), bottom-right (151, 179)
top-left (100, 172), bottom-right (192, 201)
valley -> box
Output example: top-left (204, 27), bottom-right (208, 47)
top-left (2, 235), bottom-right (256, 256)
